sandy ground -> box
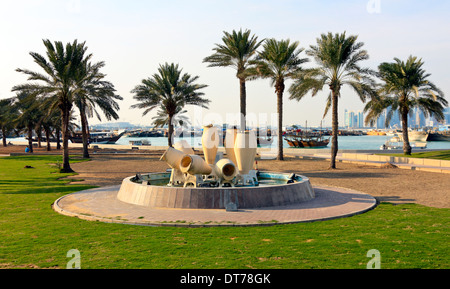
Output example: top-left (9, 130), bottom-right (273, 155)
top-left (1, 145), bottom-right (449, 208)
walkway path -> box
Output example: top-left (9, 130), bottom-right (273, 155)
top-left (53, 185), bottom-right (377, 227)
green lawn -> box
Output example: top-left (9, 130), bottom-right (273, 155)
top-left (379, 150), bottom-right (450, 160)
top-left (0, 155), bottom-right (449, 269)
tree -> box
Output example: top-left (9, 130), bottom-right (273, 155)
top-left (203, 28), bottom-right (263, 131)
top-left (0, 98), bottom-right (18, 147)
top-left (74, 60), bottom-right (122, 158)
top-left (289, 32), bottom-right (376, 169)
top-left (364, 56), bottom-right (447, 155)
top-left (152, 107), bottom-right (190, 130)
top-left (251, 38), bottom-right (308, 160)
top-left (13, 92), bottom-right (42, 153)
top-left (13, 39), bottom-right (90, 173)
top-left (131, 63), bottom-right (209, 147)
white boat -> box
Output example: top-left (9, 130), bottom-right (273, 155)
top-left (380, 136), bottom-right (427, 150)
top-left (398, 130), bottom-right (429, 142)
top-left (129, 140), bottom-right (151, 146)
top-left (386, 130), bottom-right (402, 137)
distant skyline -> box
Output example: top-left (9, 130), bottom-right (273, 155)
top-left (1, 0), bottom-right (449, 128)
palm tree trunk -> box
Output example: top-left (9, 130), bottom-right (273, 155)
top-left (276, 80), bottom-right (285, 161)
top-left (27, 124), bottom-right (33, 153)
top-left (37, 125), bottom-right (42, 148)
top-left (168, 115), bottom-right (174, 147)
top-left (80, 109), bottom-right (90, 159)
top-left (45, 127), bottom-right (51, 151)
top-left (401, 107), bottom-right (412, 155)
top-left (2, 127), bottom-right (7, 147)
top-left (61, 106), bottom-right (74, 173)
top-left (56, 127), bottom-right (61, 150)
top-left (239, 78), bottom-right (247, 131)
top-left (330, 90), bottom-right (339, 169)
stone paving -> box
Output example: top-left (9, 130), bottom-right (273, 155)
top-left (53, 185), bottom-right (378, 227)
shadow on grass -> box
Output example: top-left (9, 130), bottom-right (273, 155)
top-left (3, 155), bottom-right (89, 163)
top-left (0, 182), bottom-right (95, 195)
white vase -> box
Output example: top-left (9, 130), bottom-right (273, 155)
top-left (160, 147), bottom-right (185, 170)
top-left (180, 154), bottom-right (212, 176)
top-left (225, 128), bottom-right (238, 167)
top-left (201, 125), bottom-right (219, 165)
top-left (234, 130), bottom-right (257, 175)
top-left (214, 158), bottom-right (237, 181)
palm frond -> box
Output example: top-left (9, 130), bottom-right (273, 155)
top-left (131, 63), bottom-right (209, 123)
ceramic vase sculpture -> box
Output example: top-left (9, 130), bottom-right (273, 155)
top-left (160, 147), bottom-right (185, 170)
top-left (180, 154), bottom-right (213, 176)
top-left (201, 125), bottom-right (219, 165)
top-left (160, 147), bottom-right (186, 186)
top-left (225, 128), bottom-right (238, 167)
top-left (174, 140), bottom-right (195, 155)
top-left (234, 130), bottom-right (257, 175)
top-left (214, 158), bottom-right (237, 181)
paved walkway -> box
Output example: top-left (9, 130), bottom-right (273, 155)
top-left (53, 185), bottom-right (377, 227)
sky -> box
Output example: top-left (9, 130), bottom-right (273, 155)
top-left (1, 0), bottom-right (449, 128)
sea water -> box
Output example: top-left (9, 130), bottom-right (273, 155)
top-left (8, 135), bottom-right (450, 151)
top-left (115, 135), bottom-right (450, 150)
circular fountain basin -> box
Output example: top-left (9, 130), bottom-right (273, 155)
top-left (117, 172), bottom-right (315, 210)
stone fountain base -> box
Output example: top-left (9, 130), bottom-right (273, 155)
top-left (117, 172), bottom-right (315, 210)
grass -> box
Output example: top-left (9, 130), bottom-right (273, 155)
top-left (0, 155), bottom-right (449, 269)
top-left (379, 150), bottom-right (450, 160)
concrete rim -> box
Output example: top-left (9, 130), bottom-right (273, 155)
top-left (53, 185), bottom-right (378, 227)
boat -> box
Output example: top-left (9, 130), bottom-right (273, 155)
top-left (257, 136), bottom-right (274, 146)
top-left (284, 134), bottom-right (330, 148)
top-left (124, 130), bottom-right (165, 137)
top-left (367, 130), bottom-right (387, 136)
top-left (386, 130), bottom-right (402, 137)
top-left (129, 140), bottom-right (151, 146)
top-left (338, 130), bottom-right (363, 136)
top-left (380, 136), bottom-right (427, 150)
top-left (426, 131), bottom-right (450, 141)
top-left (70, 130), bottom-right (125, 144)
top-left (398, 130), bottom-right (429, 142)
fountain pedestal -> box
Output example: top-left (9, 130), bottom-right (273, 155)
top-left (117, 172), bottom-right (315, 210)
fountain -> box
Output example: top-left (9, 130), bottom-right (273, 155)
top-left (53, 124), bottom-right (378, 226)
top-left (116, 126), bottom-right (315, 211)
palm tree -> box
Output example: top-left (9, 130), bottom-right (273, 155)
top-left (152, 107), bottom-right (191, 137)
top-left (203, 28), bottom-right (263, 131)
top-left (131, 63), bottom-right (209, 147)
top-left (251, 38), bottom-right (308, 160)
top-left (13, 92), bottom-right (43, 153)
top-left (364, 56), bottom-right (447, 155)
top-left (0, 98), bottom-right (18, 147)
top-left (13, 39), bottom-right (90, 173)
top-left (74, 60), bottom-right (122, 158)
top-left (289, 32), bottom-right (376, 169)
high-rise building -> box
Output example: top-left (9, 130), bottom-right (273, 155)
top-left (344, 109), bottom-right (365, 128)
top-left (357, 111), bottom-right (364, 128)
top-left (444, 108), bottom-right (450, 124)
top-left (344, 109), bottom-right (349, 128)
